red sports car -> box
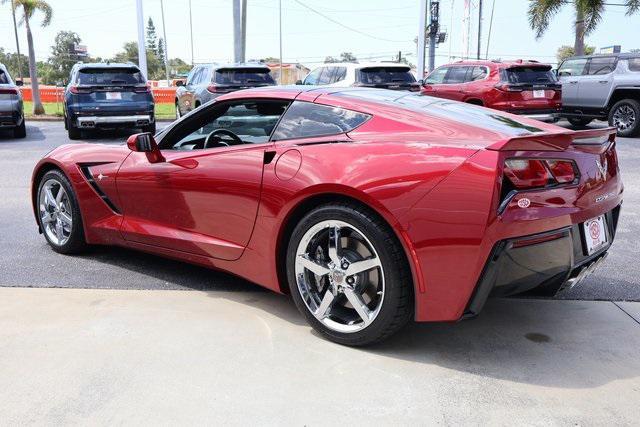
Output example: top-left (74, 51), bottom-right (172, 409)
top-left (32, 87), bottom-right (622, 346)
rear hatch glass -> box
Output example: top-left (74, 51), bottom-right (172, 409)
top-left (0, 69), bottom-right (17, 101)
top-left (74, 68), bottom-right (150, 107)
top-left (500, 66), bottom-right (559, 87)
top-left (356, 67), bottom-right (417, 90)
top-left (213, 68), bottom-right (275, 87)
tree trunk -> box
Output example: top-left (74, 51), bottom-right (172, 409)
top-left (25, 14), bottom-right (45, 115)
top-left (574, 6), bottom-right (585, 56)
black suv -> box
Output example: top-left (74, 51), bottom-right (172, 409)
top-left (64, 63), bottom-right (155, 140)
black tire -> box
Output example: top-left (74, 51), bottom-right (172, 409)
top-left (36, 169), bottom-right (87, 254)
top-left (567, 117), bottom-right (593, 128)
top-left (175, 101), bottom-right (181, 119)
top-left (13, 119), bottom-right (26, 138)
top-left (143, 121), bottom-right (156, 134)
top-left (286, 202), bottom-right (413, 346)
top-left (608, 99), bottom-right (640, 137)
top-left (67, 116), bottom-right (81, 140)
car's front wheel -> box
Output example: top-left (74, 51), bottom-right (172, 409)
top-left (286, 203), bottom-right (413, 346)
top-left (36, 169), bottom-right (87, 254)
top-left (609, 99), bottom-right (640, 137)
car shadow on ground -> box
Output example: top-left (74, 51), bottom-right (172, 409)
top-left (0, 125), bottom-right (46, 141)
top-left (62, 244), bottom-right (640, 390)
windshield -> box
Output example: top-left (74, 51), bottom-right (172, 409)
top-left (500, 66), bottom-right (557, 84)
top-left (356, 67), bottom-right (416, 85)
top-left (214, 68), bottom-right (275, 85)
top-left (77, 68), bottom-right (145, 85)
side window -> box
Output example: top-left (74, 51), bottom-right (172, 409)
top-left (425, 67), bottom-right (448, 84)
top-left (628, 58), bottom-right (640, 72)
top-left (186, 67), bottom-right (200, 85)
top-left (557, 58), bottom-right (588, 77)
top-left (161, 100), bottom-right (289, 150)
top-left (334, 67), bottom-right (347, 82)
top-left (317, 67), bottom-right (333, 85)
top-left (586, 57), bottom-right (617, 75)
top-left (470, 66), bottom-right (488, 81)
top-left (444, 66), bottom-right (469, 84)
top-left (271, 101), bottom-right (370, 140)
top-left (304, 67), bottom-right (322, 85)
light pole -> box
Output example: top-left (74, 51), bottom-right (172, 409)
top-left (160, 0), bottom-right (170, 84)
top-left (416, 0), bottom-right (428, 80)
top-left (136, 0), bottom-right (148, 79)
top-left (10, 0), bottom-right (23, 81)
top-left (189, 0), bottom-right (194, 65)
top-left (279, 0), bottom-right (283, 83)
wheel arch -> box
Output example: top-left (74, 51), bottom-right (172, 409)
top-left (31, 161), bottom-right (66, 229)
top-left (607, 88), bottom-right (640, 110)
top-left (465, 98), bottom-right (484, 106)
top-left (274, 191), bottom-right (419, 308)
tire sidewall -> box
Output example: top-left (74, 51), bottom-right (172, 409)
top-left (286, 204), bottom-right (411, 346)
top-left (609, 99), bottom-right (640, 137)
top-left (37, 170), bottom-right (86, 254)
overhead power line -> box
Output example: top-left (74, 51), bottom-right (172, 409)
top-left (291, 0), bottom-right (407, 43)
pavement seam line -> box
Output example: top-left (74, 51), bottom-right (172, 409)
top-left (612, 301), bottom-right (640, 326)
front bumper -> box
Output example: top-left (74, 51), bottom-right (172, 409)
top-left (76, 114), bottom-right (152, 128)
top-left (464, 205), bottom-right (621, 318)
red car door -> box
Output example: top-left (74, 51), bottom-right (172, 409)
top-left (116, 100), bottom-right (289, 261)
top-left (422, 66), bottom-right (449, 98)
top-left (437, 66), bottom-right (470, 101)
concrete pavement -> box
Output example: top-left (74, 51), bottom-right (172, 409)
top-left (1, 287), bottom-right (639, 425)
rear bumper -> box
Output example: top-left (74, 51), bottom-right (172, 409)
top-left (505, 108), bottom-right (561, 122)
top-left (464, 205), bottom-right (621, 318)
top-left (76, 114), bottom-right (152, 128)
top-left (0, 110), bottom-right (23, 128)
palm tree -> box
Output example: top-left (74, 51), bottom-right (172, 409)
top-left (528, 0), bottom-right (640, 57)
top-left (7, 0), bottom-right (52, 115)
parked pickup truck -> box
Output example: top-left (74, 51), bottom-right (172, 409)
top-left (63, 62), bottom-right (155, 140)
top-left (558, 53), bottom-right (640, 137)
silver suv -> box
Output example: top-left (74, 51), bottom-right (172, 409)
top-left (175, 63), bottom-right (275, 118)
top-left (558, 53), bottom-right (640, 137)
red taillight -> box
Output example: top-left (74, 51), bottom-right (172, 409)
top-left (494, 83), bottom-right (523, 92)
top-left (70, 85), bottom-right (92, 94)
top-left (133, 85), bottom-right (150, 93)
top-left (207, 85), bottom-right (230, 94)
top-left (0, 88), bottom-right (19, 95)
top-left (504, 159), bottom-right (578, 189)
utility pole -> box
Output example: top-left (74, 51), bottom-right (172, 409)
top-left (189, 0), bottom-right (194, 65)
top-left (416, 0), bottom-right (428, 80)
top-left (10, 0), bottom-right (23, 81)
top-left (241, 0), bottom-right (247, 62)
top-left (485, 0), bottom-right (496, 59)
top-left (233, 0), bottom-right (243, 63)
top-left (135, 0), bottom-right (148, 79)
top-left (160, 0), bottom-right (170, 84)
top-left (428, 1), bottom-right (439, 73)
top-left (279, 0), bottom-right (283, 83)
top-left (476, 0), bottom-right (483, 60)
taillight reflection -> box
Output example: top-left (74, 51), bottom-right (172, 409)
top-left (504, 159), bottom-right (578, 189)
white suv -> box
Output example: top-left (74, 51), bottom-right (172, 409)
top-left (299, 62), bottom-right (420, 92)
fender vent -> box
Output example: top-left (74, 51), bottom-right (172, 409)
top-left (80, 165), bottom-right (121, 214)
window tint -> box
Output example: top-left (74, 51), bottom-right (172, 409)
top-left (558, 58), bottom-right (588, 76)
top-left (425, 67), bottom-right (448, 84)
top-left (317, 67), bottom-right (333, 85)
top-left (164, 101), bottom-right (289, 150)
top-left (214, 68), bottom-right (275, 85)
top-left (500, 66), bottom-right (557, 83)
top-left (271, 101), bottom-right (370, 140)
top-left (187, 67), bottom-right (202, 85)
top-left (77, 68), bottom-right (144, 85)
top-left (304, 67), bottom-right (322, 85)
top-left (444, 66), bottom-right (469, 84)
top-left (356, 67), bottom-right (416, 84)
top-left (587, 57), bottom-right (616, 75)
top-left (470, 66), bottom-right (488, 81)
top-left (0, 69), bottom-right (8, 84)
top-left (629, 58), bottom-right (640, 72)
top-left (334, 67), bottom-right (347, 82)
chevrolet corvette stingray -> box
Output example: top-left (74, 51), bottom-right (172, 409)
top-left (32, 87), bottom-right (622, 346)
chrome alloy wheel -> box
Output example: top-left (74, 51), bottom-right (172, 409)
top-left (39, 178), bottom-right (73, 246)
top-left (295, 220), bottom-right (385, 333)
top-left (612, 105), bottom-right (636, 131)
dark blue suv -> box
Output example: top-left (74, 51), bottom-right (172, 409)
top-left (64, 63), bottom-right (155, 140)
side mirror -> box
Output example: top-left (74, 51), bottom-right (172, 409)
top-left (295, 79), bottom-right (303, 85)
top-left (15, 80), bottom-right (23, 86)
top-left (176, 80), bottom-right (185, 87)
top-left (417, 79), bottom-right (425, 85)
top-left (126, 133), bottom-right (165, 163)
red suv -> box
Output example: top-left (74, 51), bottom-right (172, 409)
top-left (422, 60), bottom-right (562, 122)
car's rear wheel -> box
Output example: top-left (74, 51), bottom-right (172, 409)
top-left (609, 99), bottom-right (640, 137)
top-left (13, 119), bottom-right (26, 138)
top-left (37, 170), bottom-right (87, 254)
top-left (286, 203), bottom-right (413, 346)
top-left (67, 116), bottom-right (81, 140)
top-left (175, 101), bottom-right (181, 119)
top-left (567, 117), bottom-right (593, 128)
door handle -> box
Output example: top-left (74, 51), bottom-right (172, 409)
top-left (598, 80), bottom-right (609, 84)
top-left (568, 80), bottom-right (578, 84)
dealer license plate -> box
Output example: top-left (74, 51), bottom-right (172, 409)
top-left (583, 215), bottom-right (608, 255)
top-left (106, 92), bottom-right (122, 100)
top-left (533, 90), bottom-right (546, 98)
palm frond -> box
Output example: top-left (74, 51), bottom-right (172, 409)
top-left (578, 0), bottom-right (605, 36)
top-left (527, 0), bottom-right (565, 39)
top-left (626, 0), bottom-right (640, 15)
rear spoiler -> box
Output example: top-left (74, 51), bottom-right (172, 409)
top-left (486, 127), bottom-right (616, 153)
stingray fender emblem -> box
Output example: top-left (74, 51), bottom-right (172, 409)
top-left (517, 198), bottom-right (531, 208)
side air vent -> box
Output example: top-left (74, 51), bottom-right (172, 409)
top-left (79, 165), bottom-right (121, 214)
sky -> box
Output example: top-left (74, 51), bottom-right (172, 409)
top-left (1, 0), bottom-right (639, 70)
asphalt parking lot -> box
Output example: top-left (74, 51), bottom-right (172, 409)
top-left (0, 120), bottom-right (638, 301)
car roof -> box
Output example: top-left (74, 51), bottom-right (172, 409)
top-left (75, 62), bottom-right (141, 70)
top-left (196, 62), bottom-right (271, 70)
top-left (440, 59), bottom-right (551, 68)
top-left (563, 53), bottom-right (640, 61)
top-left (311, 62), bottom-right (412, 70)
